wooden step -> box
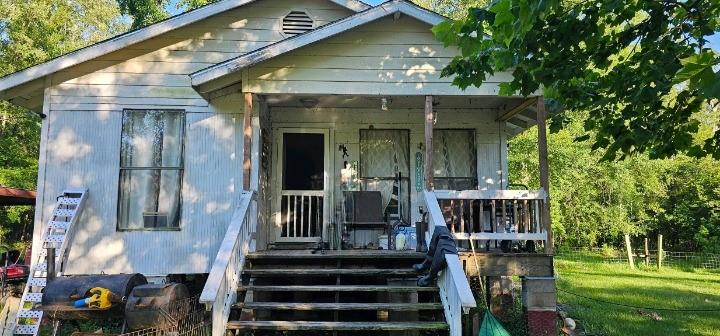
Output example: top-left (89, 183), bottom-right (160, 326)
top-left (247, 250), bottom-right (425, 260)
top-left (234, 302), bottom-right (443, 311)
top-left (239, 285), bottom-right (437, 292)
top-left (226, 321), bottom-right (449, 331)
top-left (244, 268), bottom-right (417, 276)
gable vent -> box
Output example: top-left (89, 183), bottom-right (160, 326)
top-left (283, 11), bottom-right (314, 36)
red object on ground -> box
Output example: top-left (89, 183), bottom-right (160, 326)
top-left (1, 264), bottom-right (30, 282)
top-left (527, 310), bottom-right (558, 336)
top-left (0, 186), bottom-right (36, 206)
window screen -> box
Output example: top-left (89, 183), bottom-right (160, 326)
top-left (433, 129), bottom-right (477, 190)
top-left (118, 110), bottom-right (185, 230)
top-left (359, 129), bottom-right (410, 220)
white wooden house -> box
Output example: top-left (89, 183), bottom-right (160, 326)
top-left (0, 1), bottom-right (557, 335)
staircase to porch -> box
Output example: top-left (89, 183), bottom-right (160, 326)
top-left (200, 191), bottom-right (476, 336)
top-left (228, 250), bottom-right (449, 335)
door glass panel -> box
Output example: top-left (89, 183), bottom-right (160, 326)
top-left (282, 133), bottom-right (324, 190)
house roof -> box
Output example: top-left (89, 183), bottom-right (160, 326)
top-left (0, 0), bottom-right (370, 101)
top-left (0, 187), bottom-right (36, 206)
top-left (190, 0), bottom-right (447, 89)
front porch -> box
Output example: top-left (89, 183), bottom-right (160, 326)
top-left (198, 92), bottom-right (557, 335)
top-left (239, 93), bottom-right (552, 254)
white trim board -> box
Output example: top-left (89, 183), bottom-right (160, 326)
top-left (0, 0), bottom-right (370, 99)
top-left (190, 0), bottom-right (447, 89)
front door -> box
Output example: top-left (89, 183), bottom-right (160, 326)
top-left (273, 129), bottom-right (330, 243)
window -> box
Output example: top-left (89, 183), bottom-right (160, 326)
top-left (433, 129), bottom-right (477, 190)
top-left (118, 110), bottom-right (185, 230)
top-left (359, 129), bottom-right (410, 220)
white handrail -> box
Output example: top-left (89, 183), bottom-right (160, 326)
top-left (423, 191), bottom-right (476, 336)
top-left (200, 191), bottom-right (256, 336)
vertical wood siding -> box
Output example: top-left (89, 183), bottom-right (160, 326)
top-left (37, 0), bottom-right (355, 275)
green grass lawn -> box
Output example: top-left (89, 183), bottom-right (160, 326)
top-left (556, 255), bottom-right (720, 336)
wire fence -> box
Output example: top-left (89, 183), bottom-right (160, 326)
top-left (556, 247), bottom-right (720, 270)
top-left (116, 296), bottom-right (211, 336)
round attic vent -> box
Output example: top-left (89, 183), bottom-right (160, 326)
top-left (282, 11), bottom-right (314, 36)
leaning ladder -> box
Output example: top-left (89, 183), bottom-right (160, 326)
top-left (13, 188), bottom-right (88, 335)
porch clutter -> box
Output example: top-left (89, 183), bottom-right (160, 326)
top-left (414, 226), bottom-right (458, 287)
top-left (72, 287), bottom-right (118, 309)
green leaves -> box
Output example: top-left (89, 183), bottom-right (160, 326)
top-left (675, 50), bottom-right (720, 100)
top-left (434, 0), bottom-right (720, 160)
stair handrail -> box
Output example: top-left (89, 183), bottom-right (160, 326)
top-left (200, 190), bottom-right (256, 336)
top-left (423, 190), bottom-right (476, 336)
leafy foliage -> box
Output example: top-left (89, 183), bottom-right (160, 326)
top-left (510, 112), bottom-right (720, 252)
top-left (117, 0), bottom-right (169, 29)
top-left (117, 0), bottom-right (217, 29)
top-left (0, 0), bottom-right (124, 251)
top-left (433, 0), bottom-right (720, 160)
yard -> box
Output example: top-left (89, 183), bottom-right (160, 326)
top-left (555, 253), bottom-right (720, 336)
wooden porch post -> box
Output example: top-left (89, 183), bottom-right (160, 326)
top-left (424, 95), bottom-right (434, 191)
top-left (243, 92), bottom-right (254, 190)
top-left (536, 97), bottom-right (553, 254)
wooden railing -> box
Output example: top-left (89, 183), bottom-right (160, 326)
top-left (279, 190), bottom-right (323, 240)
top-left (423, 191), bottom-right (476, 336)
top-left (433, 189), bottom-right (548, 243)
top-left (200, 191), bottom-right (256, 336)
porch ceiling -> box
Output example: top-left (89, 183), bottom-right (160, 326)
top-left (262, 94), bottom-right (528, 111)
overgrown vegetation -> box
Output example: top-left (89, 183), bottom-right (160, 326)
top-left (509, 110), bottom-right (720, 252)
top-left (555, 253), bottom-right (720, 336)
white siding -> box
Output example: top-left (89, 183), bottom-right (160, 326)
top-left (35, 0), bottom-right (355, 275)
top-left (244, 15), bottom-right (513, 96)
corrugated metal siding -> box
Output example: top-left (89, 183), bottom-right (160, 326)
top-left (40, 108), bottom-right (243, 275)
top-left (35, 0), bottom-right (355, 275)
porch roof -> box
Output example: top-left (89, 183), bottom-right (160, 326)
top-left (190, 0), bottom-right (446, 91)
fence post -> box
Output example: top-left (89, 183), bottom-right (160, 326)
top-left (644, 238), bottom-right (650, 267)
top-left (625, 234), bottom-right (635, 269)
top-left (657, 234), bottom-right (663, 269)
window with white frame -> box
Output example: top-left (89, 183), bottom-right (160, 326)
top-left (118, 110), bottom-right (185, 230)
top-left (433, 129), bottom-right (478, 190)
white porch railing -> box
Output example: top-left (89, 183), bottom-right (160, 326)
top-left (423, 191), bottom-right (476, 336)
top-left (200, 191), bottom-right (256, 336)
top-left (279, 190), bottom-right (323, 240)
top-left (433, 189), bottom-right (549, 243)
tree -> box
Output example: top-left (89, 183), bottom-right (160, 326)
top-left (414, 0), bottom-right (489, 19)
top-left (117, 0), bottom-right (169, 29)
top-left (433, 0), bottom-right (720, 160)
top-left (0, 0), bottom-right (125, 252)
top-left (117, 0), bottom-right (217, 29)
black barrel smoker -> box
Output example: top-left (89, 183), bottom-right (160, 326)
top-left (41, 274), bottom-right (192, 331)
top-left (124, 283), bottom-right (190, 330)
top-left (41, 274), bottom-right (147, 319)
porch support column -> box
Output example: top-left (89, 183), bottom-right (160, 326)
top-left (243, 92), bottom-right (254, 190)
top-left (424, 95), bottom-right (434, 191)
top-left (536, 96), bottom-right (553, 255)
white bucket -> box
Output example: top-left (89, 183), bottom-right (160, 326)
top-left (378, 235), bottom-right (388, 250)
